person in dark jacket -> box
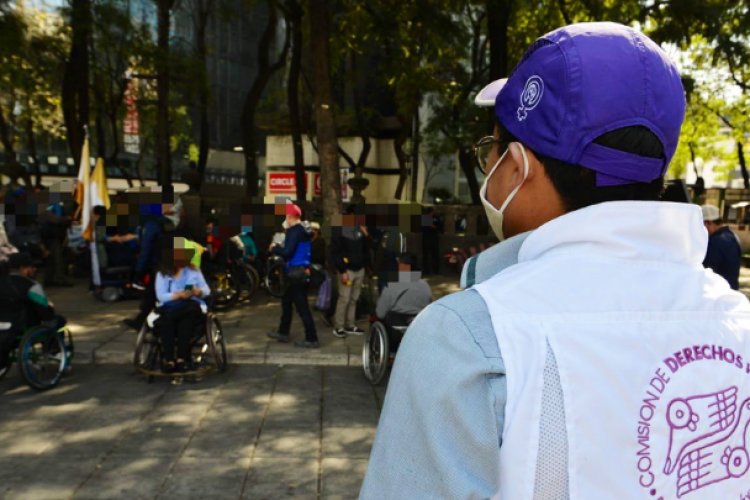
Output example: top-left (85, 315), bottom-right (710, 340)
top-left (329, 204), bottom-right (371, 338)
top-left (0, 253), bottom-right (66, 371)
top-left (266, 203), bottom-right (319, 348)
top-left (702, 204), bottom-right (742, 290)
top-left (122, 191), bottom-right (175, 331)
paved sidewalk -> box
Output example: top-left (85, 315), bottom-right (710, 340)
top-left (50, 276), bottom-right (463, 368)
top-left (0, 364), bottom-right (386, 499)
top-left (35, 267), bottom-right (750, 368)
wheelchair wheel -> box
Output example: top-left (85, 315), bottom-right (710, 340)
top-left (18, 326), bottom-right (66, 390)
top-left (99, 286), bottom-right (122, 303)
top-left (209, 271), bottom-right (240, 311)
top-left (236, 263), bottom-right (260, 302)
top-left (363, 322), bottom-right (389, 385)
top-left (134, 325), bottom-right (161, 381)
top-left (265, 260), bottom-right (285, 298)
top-left (206, 315), bottom-right (227, 372)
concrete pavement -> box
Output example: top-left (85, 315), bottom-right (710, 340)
top-left (50, 275), bottom-right (462, 368)
top-left (0, 363), bottom-right (386, 499)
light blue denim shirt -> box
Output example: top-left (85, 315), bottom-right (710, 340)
top-left (155, 267), bottom-right (211, 308)
top-left (360, 232), bottom-right (531, 499)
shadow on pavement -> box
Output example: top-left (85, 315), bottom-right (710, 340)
top-left (0, 363), bottom-right (385, 499)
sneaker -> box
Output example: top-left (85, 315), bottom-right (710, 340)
top-left (294, 340), bottom-right (320, 349)
top-left (332, 328), bottom-right (347, 338)
top-left (344, 325), bottom-right (365, 335)
top-left (266, 331), bottom-right (290, 343)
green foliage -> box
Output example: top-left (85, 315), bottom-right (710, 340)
top-left (0, 5), bottom-right (68, 149)
top-left (668, 34), bottom-right (749, 183)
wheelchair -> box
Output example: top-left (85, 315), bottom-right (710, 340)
top-left (0, 321), bottom-right (74, 391)
top-left (133, 301), bottom-right (227, 383)
top-left (362, 312), bottom-right (416, 385)
top-left (94, 266), bottom-right (145, 303)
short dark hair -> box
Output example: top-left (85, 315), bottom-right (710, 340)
top-left (93, 205), bottom-right (107, 217)
top-left (496, 122), bottom-right (666, 212)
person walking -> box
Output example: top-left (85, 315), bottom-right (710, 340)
top-left (701, 204), bottom-right (742, 290)
top-left (329, 205), bottom-right (370, 338)
top-left (266, 203), bottom-right (319, 348)
top-left (361, 22), bottom-right (750, 499)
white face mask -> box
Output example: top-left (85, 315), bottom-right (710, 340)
top-left (480, 143), bottom-right (530, 241)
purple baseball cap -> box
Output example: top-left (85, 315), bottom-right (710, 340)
top-left (475, 22), bottom-right (686, 186)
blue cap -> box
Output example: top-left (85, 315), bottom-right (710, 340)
top-left (475, 22), bottom-right (686, 186)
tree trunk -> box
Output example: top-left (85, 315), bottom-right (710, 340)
top-left (26, 115), bottom-right (42, 188)
top-left (393, 117), bottom-right (408, 200)
top-left (350, 51), bottom-right (371, 177)
top-left (487, 0), bottom-right (512, 80)
top-left (309, 0), bottom-right (341, 218)
top-left (242, 0), bottom-right (289, 198)
top-left (0, 103), bottom-right (16, 160)
top-left (738, 141), bottom-right (749, 190)
top-left (410, 107), bottom-right (421, 201)
top-left (194, 1), bottom-right (212, 188)
top-left (156, 0), bottom-right (174, 187)
top-left (287, 0), bottom-right (306, 201)
top-left (458, 145), bottom-right (481, 206)
top-left (62, 0), bottom-right (92, 167)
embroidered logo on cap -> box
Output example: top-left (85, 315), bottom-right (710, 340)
top-left (517, 75), bottom-right (544, 121)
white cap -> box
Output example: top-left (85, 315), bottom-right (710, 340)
top-left (701, 204), bottom-right (720, 222)
top-left (474, 78), bottom-right (508, 107)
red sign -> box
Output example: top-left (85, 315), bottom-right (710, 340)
top-left (123, 78), bottom-right (140, 153)
top-left (268, 172), bottom-right (306, 193)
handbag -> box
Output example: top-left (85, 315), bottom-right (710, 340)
top-left (315, 274), bottom-right (332, 311)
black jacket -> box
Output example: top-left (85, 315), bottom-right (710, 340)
top-left (329, 226), bottom-right (371, 273)
top-left (0, 273), bottom-right (55, 331)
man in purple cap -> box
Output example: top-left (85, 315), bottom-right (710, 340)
top-left (361, 22), bottom-right (750, 499)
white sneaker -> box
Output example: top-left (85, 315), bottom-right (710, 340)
top-left (344, 326), bottom-right (365, 335)
top-left (332, 328), bottom-right (348, 338)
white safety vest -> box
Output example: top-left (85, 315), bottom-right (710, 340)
top-left (475, 201), bottom-right (750, 499)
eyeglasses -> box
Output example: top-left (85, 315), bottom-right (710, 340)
top-left (472, 136), bottom-right (505, 174)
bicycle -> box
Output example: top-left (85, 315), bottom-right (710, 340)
top-left (0, 323), bottom-right (74, 391)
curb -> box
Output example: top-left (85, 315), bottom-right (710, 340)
top-left (86, 348), bottom-right (364, 367)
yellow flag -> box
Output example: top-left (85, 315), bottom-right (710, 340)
top-left (74, 136), bottom-right (90, 209)
top-left (90, 157), bottom-right (111, 209)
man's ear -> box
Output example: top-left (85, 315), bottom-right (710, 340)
top-left (507, 142), bottom-right (544, 183)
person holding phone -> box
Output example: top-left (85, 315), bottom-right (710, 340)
top-left (154, 237), bottom-right (211, 373)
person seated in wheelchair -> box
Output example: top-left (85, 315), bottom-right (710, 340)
top-left (375, 253), bottom-right (432, 332)
top-left (92, 205), bottom-right (138, 271)
top-left (154, 238), bottom-right (211, 374)
top-left (0, 252), bottom-right (67, 371)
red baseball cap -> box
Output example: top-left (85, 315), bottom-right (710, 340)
top-left (286, 203), bottom-right (302, 217)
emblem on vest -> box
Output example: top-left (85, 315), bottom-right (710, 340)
top-left (517, 75), bottom-right (544, 121)
top-left (635, 344), bottom-right (750, 498)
